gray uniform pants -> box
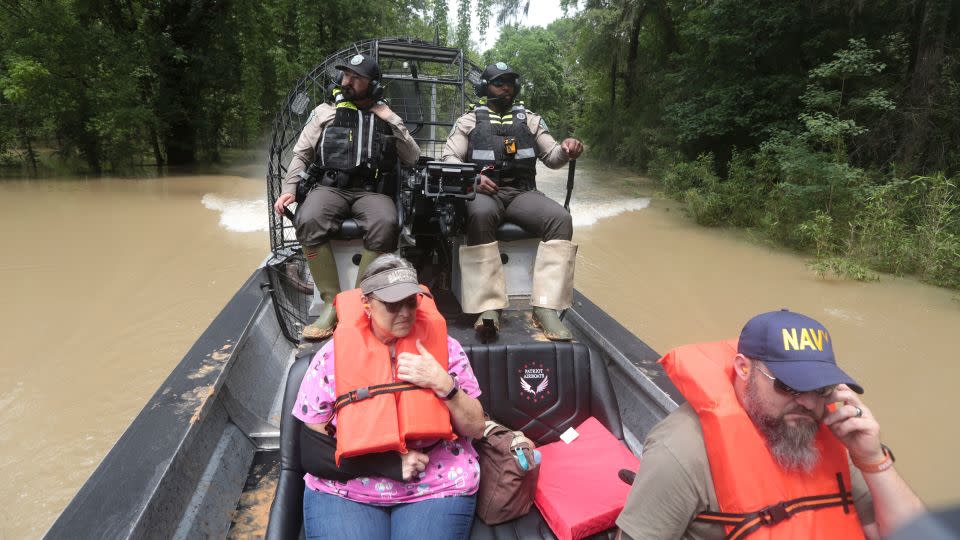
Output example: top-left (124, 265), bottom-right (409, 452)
top-left (294, 186), bottom-right (398, 252)
top-left (465, 186), bottom-right (573, 246)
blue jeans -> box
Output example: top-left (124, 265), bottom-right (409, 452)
top-left (303, 488), bottom-right (477, 540)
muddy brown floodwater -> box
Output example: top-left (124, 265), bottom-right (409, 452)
top-left (1, 160), bottom-right (957, 537)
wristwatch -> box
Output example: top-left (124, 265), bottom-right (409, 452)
top-left (440, 375), bottom-right (460, 401)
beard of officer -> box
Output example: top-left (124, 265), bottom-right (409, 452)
top-left (741, 364), bottom-right (822, 473)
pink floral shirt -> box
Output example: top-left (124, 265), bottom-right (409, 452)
top-left (292, 336), bottom-right (482, 505)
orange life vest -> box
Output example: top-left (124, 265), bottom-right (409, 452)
top-left (332, 287), bottom-right (454, 465)
top-left (660, 339), bottom-right (865, 540)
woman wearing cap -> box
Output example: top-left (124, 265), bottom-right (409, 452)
top-left (292, 253), bottom-right (485, 539)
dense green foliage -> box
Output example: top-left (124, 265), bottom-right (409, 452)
top-left (0, 0), bottom-right (437, 172)
top-left (487, 0), bottom-right (960, 290)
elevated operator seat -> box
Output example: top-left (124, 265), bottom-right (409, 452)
top-left (452, 222), bottom-right (542, 310)
top-left (266, 341), bottom-right (623, 540)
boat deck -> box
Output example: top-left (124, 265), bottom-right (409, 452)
top-left (227, 452), bottom-right (280, 538)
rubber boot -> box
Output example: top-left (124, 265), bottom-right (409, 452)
top-left (531, 240), bottom-right (578, 341)
top-left (532, 306), bottom-right (571, 341)
top-left (473, 309), bottom-right (501, 339)
top-left (302, 243), bottom-right (340, 341)
top-left (458, 241), bottom-right (508, 338)
top-left (354, 248), bottom-right (381, 287)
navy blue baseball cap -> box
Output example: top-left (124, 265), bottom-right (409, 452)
top-left (738, 309), bottom-right (863, 394)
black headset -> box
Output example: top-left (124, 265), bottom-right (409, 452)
top-left (335, 70), bottom-right (385, 101)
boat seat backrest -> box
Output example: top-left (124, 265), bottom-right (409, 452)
top-left (266, 341), bottom-right (622, 539)
top-left (266, 351), bottom-right (311, 540)
top-left (463, 342), bottom-right (623, 445)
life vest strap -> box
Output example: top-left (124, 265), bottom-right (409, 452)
top-left (333, 381), bottom-right (420, 413)
top-left (695, 474), bottom-right (854, 540)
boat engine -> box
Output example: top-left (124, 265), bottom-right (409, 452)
top-left (398, 160), bottom-right (479, 241)
top-left (394, 160), bottom-right (480, 292)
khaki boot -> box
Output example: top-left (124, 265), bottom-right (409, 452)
top-left (531, 240), bottom-right (578, 341)
top-left (302, 243), bottom-right (340, 341)
top-left (459, 241), bottom-right (508, 337)
top-left (354, 248), bottom-right (381, 287)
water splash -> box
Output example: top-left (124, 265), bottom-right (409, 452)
top-left (570, 198), bottom-right (651, 227)
top-left (201, 194), bottom-right (268, 233)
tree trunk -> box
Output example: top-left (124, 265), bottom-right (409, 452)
top-left (17, 123), bottom-right (38, 175)
top-left (609, 51), bottom-right (618, 111)
top-left (896, 0), bottom-right (951, 171)
top-left (150, 125), bottom-right (165, 167)
top-left (164, 121), bottom-right (196, 166)
top-left (624, 4), bottom-right (651, 106)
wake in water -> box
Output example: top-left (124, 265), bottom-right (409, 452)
top-left (201, 161), bottom-right (652, 233)
top-left (201, 194), bottom-right (268, 233)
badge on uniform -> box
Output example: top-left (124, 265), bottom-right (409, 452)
top-left (539, 118), bottom-right (549, 131)
top-left (516, 112), bottom-right (526, 121)
top-left (496, 62), bottom-right (509, 70)
top-left (350, 54), bottom-right (364, 66)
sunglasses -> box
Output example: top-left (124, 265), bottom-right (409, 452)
top-left (754, 365), bottom-right (836, 398)
top-left (490, 79), bottom-right (516, 88)
top-left (375, 295), bottom-right (419, 313)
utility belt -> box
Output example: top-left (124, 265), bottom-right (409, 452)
top-left (484, 167), bottom-right (536, 192)
top-left (296, 163), bottom-right (380, 203)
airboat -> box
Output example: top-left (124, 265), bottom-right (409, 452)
top-left (44, 38), bottom-right (680, 539)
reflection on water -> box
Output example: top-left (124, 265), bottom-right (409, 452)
top-left (1, 161), bottom-right (957, 537)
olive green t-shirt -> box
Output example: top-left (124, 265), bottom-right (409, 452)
top-left (615, 403), bottom-right (875, 540)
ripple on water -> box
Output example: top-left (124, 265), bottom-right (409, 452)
top-left (823, 307), bottom-right (867, 327)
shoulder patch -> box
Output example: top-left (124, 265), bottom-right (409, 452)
top-left (307, 110), bottom-right (316, 124)
top-left (539, 118), bottom-right (549, 131)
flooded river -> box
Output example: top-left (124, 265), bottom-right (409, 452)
top-left (1, 161), bottom-right (958, 537)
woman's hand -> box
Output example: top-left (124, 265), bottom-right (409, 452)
top-left (396, 340), bottom-right (454, 397)
top-left (400, 449), bottom-right (430, 481)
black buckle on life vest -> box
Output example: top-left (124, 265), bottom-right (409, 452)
top-left (757, 502), bottom-right (789, 526)
top-left (349, 386), bottom-right (371, 402)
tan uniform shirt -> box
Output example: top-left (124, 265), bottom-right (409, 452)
top-left (282, 103), bottom-right (420, 196)
top-left (616, 403), bottom-right (876, 540)
top-left (440, 109), bottom-right (569, 169)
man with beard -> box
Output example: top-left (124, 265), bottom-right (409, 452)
top-left (616, 309), bottom-right (924, 539)
top-left (275, 54), bottom-right (419, 340)
top-left (441, 62), bottom-right (583, 341)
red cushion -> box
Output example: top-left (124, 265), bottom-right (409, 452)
top-left (534, 417), bottom-right (640, 540)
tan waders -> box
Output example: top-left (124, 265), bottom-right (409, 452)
top-left (458, 241), bottom-right (508, 337)
top-left (531, 240), bottom-right (578, 341)
top-left (302, 243), bottom-right (340, 341)
top-left (354, 248), bottom-right (381, 287)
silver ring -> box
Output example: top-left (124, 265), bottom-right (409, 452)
top-left (855, 407), bottom-right (863, 418)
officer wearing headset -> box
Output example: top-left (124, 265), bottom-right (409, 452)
top-left (441, 62), bottom-right (584, 341)
top-left (275, 54), bottom-right (420, 341)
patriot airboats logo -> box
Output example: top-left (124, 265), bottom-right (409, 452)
top-left (517, 363), bottom-right (552, 404)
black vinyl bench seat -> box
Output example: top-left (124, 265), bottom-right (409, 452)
top-left (266, 342), bottom-right (623, 540)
